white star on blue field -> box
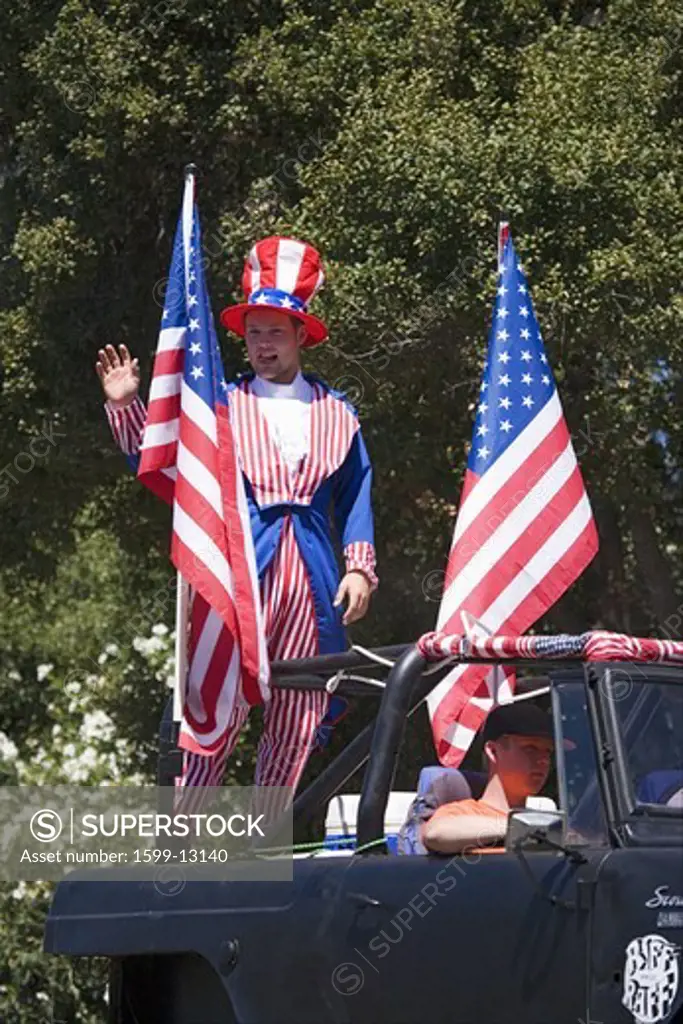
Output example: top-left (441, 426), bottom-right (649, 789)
top-left (161, 211), bottom-right (229, 408)
top-left (468, 237), bottom-right (556, 474)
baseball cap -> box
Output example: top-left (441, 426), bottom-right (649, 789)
top-left (481, 702), bottom-right (555, 744)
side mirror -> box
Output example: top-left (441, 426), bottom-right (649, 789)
top-left (525, 796), bottom-right (557, 812)
top-left (505, 807), bottom-right (568, 853)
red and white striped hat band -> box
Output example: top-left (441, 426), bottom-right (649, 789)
top-left (220, 236), bottom-right (328, 347)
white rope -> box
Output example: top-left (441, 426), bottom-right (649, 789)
top-left (325, 671), bottom-right (386, 694)
top-left (350, 644), bottom-right (396, 667)
top-left (325, 670), bottom-right (345, 694)
top-left (343, 674), bottom-right (386, 689)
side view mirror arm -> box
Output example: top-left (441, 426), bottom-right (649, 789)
top-left (524, 829), bottom-right (589, 866)
top-left (511, 839), bottom-right (578, 911)
top-left (510, 825), bottom-right (588, 912)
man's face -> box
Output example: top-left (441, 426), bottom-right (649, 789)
top-left (487, 734), bottom-right (553, 800)
top-left (244, 309), bottom-right (305, 383)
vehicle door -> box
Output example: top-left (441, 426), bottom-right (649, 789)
top-left (587, 666), bottom-right (683, 1024)
top-left (325, 847), bottom-right (597, 1024)
top-left (323, 676), bottom-right (609, 1024)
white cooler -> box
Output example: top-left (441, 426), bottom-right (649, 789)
top-left (323, 791), bottom-right (415, 854)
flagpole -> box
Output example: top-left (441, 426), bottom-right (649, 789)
top-left (490, 214), bottom-right (510, 708)
top-left (497, 213), bottom-right (509, 267)
top-left (172, 163), bottom-right (198, 723)
top-left (173, 580), bottom-right (189, 722)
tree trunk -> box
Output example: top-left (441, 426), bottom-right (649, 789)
top-left (628, 504), bottom-right (682, 634)
top-left (592, 495), bottom-right (632, 632)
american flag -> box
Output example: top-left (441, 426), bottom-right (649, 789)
top-left (137, 174), bottom-right (269, 751)
top-left (427, 227), bottom-right (599, 765)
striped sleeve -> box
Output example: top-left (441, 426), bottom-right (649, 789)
top-left (104, 397), bottom-right (147, 455)
top-left (344, 540), bottom-right (379, 591)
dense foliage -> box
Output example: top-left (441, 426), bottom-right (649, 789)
top-left (1, 0), bottom-right (681, 1017)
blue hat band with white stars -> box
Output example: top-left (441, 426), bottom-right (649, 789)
top-left (248, 288), bottom-right (308, 313)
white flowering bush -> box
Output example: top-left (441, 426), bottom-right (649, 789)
top-left (12, 629), bottom-right (174, 788)
top-left (0, 880), bottom-right (109, 1023)
top-left (0, 622), bottom-right (181, 1022)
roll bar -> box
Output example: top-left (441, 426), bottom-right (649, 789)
top-left (156, 641), bottom-right (607, 853)
top-left (356, 645), bottom-right (427, 851)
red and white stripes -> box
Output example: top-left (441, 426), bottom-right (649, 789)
top-left (261, 515), bottom-right (318, 660)
top-left (104, 376), bottom-right (373, 806)
top-left (582, 631), bottom-right (683, 663)
top-left (344, 540), bottom-right (379, 590)
top-left (241, 236), bottom-right (325, 309)
top-left (417, 629), bottom-right (683, 664)
top-left (229, 379), bottom-right (359, 508)
top-left (175, 513), bottom-right (328, 816)
top-left (104, 397), bottom-right (147, 456)
top-left (428, 395), bottom-right (598, 765)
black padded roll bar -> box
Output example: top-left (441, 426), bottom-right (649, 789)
top-left (356, 645), bottom-right (427, 852)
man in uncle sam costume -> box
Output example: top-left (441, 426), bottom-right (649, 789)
top-left (96, 235), bottom-right (378, 805)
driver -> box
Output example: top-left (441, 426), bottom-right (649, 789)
top-left (421, 702), bottom-right (554, 855)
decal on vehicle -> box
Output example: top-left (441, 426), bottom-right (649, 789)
top-left (646, 888), bottom-right (683, 910)
top-left (657, 912), bottom-right (683, 931)
top-left (622, 934), bottom-right (680, 1024)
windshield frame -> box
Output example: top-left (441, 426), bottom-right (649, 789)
top-left (595, 663), bottom-right (683, 838)
top-left (551, 673), bottom-right (612, 845)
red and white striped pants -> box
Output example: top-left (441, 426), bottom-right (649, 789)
top-left (174, 516), bottom-right (329, 816)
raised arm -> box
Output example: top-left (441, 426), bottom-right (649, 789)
top-left (96, 344), bottom-right (147, 456)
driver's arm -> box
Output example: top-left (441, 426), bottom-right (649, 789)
top-left (421, 808), bottom-right (507, 854)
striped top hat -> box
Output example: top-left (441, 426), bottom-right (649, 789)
top-left (220, 236), bottom-right (328, 347)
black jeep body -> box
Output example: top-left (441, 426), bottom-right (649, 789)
top-left (43, 646), bottom-right (683, 1024)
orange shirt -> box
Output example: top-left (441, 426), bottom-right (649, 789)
top-left (424, 798), bottom-right (508, 854)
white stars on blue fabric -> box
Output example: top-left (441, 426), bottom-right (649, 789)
top-left (160, 204), bottom-right (229, 411)
top-left (467, 236), bottom-right (557, 474)
top-left (248, 288), bottom-right (307, 313)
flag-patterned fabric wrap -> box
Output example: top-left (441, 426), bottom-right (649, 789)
top-left (582, 631), bottom-right (683, 663)
top-left (427, 231), bottom-right (599, 767)
top-left (418, 630), bottom-right (683, 663)
top-left (137, 177), bottom-right (270, 750)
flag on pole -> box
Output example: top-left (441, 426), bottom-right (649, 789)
top-left (137, 171), bottom-right (270, 752)
top-left (427, 227), bottom-right (599, 766)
